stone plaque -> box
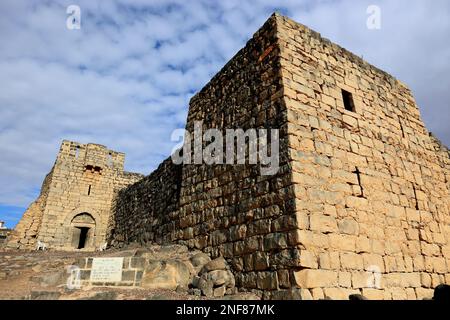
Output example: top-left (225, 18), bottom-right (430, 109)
top-left (90, 257), bottom-right (124, 282)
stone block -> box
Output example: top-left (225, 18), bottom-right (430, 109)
top-left (254, 251), bottom-right (270, 271)
top-left (190, 253), bottom-right (211, 268)
top-left (299, 250), bottom-right (318, 268)
top-left (311, 288), bottom-right (324, 300)
top-left (293, 269), bottom-right (338, 288)
top-left (352, 271), bottom-right (372, 289)
top-left (292, 230), bottom-right (313, 248)
top-left (362, 253), bottom-right (385, 273)
top-left (338, 271), bottom-right (352, 288)
top-left (141, 260), bottom-right (191, 291)
top-left (270, 249), bottom-right (301, 268)
top-left (256, 271), bottom-right (278, 290)
top-left (389, 288), bottom-right (407, 300)
top-left (355, 236), bottom-right (371, 253)
top-left (346, 196), bottom-right (368, 210)
top-left (295, 211), bottom-right (309, 229)
top-left (321, 94), bottom-right (335, 107)
top-left (319, 252), bottom-right (331, 269)
top-left (405, 288), bottom-right (417, 300)
top-left (342, 115), bottom-right (358, 127)
top-left (213, 285), bottom-right (227, 297)
top-left (277, 269), bottom-right (290, 289)
top-left (201, 257), bottom-right (227, 273)
top-left (338, 218), bottom-right (359, 235)
top-left (264, 233), bottom-right (288, 251)
top-left (310, 214), bottom-right (338, 233)
top-left (270, 288), bottom-right (312, 300)
top-left (340, 252), bottom-right (363, 270)
top-left (432, 257), bottom-right (447, 274)
top-left (323, 287), bottom-right (359, 300)
top-left (413, 256), bottom-right (425, 272)
top-left (208, 270), bottom-right (234, 287)
top-left (329, 234), bottom-right (356, 252)
top-left (362, 288), bottom-right (385, 300)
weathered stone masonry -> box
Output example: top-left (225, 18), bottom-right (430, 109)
top-left (110, 14), bottom-right (450, 299)
top-left (110, 158), bottom-right (182, 245)
top-left (276, 14), bottom-right (450, 300)
top-left (8, 140), bottom-right (143, 250)
top-left (111, 14), bottom-right (300, 299)
top-left (10, 13), bottom-right (450, 299)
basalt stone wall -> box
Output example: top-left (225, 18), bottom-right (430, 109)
top-left (110, 14), bottom-right (305, 299)
top-left (175, 14), bottom-right (300, 300)
top-left (110, 157), bottom-right (181, 246)
top-left (109, 13), bottom-right (449, 299)
top-left (276, 15), bottom-right (450, 300)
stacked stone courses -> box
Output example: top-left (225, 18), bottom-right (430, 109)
top-left (8, 140), bottom-right (143, 250)
top-left (274, 14), bottom-right (450, 300)
top-left (10, 13), bottom-right (450, 299)
top-left (111, 14), bottom-right (450, 299)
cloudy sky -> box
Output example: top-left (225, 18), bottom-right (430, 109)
top-left (0, 0), bottom-right (449, 228)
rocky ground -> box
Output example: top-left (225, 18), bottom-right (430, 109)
top-left (3, 246), bottom-right (448, 301)
top-left (0, 245), bottom-right (260, 300)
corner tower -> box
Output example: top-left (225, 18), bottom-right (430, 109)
top-left (8, 140), bottom-right (143, 250)
top-left (111, 13), bottom-right (450, 299)
top-left (275, 14), bottom-right (450, 299)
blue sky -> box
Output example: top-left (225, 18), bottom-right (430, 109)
top-left (0, 0), bottom-right (449, 228)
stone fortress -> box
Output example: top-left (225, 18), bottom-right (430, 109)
top-left (7, 13), bottom-right (450, 300)
top-left (7, 141), bottom-right (143, 251)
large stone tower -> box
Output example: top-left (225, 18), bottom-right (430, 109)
top-left (110, 13), bottom-right (450, 299)
top-left (8, 140), bottom-right (143, 250)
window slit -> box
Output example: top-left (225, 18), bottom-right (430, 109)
top-left (412, 184), bottom-right (419, 210)
top-left (399, 118), bottom-right (406, 138)
top-left (353, 167), bottom-right (364, 198)
top-left (342, 89), bottom-right (355, 112)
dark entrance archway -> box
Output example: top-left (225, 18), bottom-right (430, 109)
top-left (70, 213), bottom-right (95, 250)
top-left (76, 227), bottom-right (90, 249)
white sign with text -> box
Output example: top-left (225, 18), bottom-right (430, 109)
top-left (90, 257), bottom-right (123, 282)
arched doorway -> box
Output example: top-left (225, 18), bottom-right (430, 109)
top-left (70, 213), bottom-right (95, 249)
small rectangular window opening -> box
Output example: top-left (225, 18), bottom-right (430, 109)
top-left (342, 89), bottom-right (355, 112)
top-left (399, 118), bottom-right (406, 138)
top-left (88, 185), bottom-right (91, 196)
top-left (107, 153), bottom-right (113, 167)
